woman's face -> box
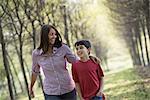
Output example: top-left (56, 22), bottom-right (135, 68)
top-left (48, 28), bottom-right (57, 45)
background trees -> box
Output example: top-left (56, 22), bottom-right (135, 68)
top-left (105, 0), bottom-right (150, 67)
top-left (0, 0), bottom-right (149, 99)
top-left (0, 0), bottom-right (100, 99)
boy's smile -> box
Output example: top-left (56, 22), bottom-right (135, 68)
top-left (75, 45), bottom-right (90, 60)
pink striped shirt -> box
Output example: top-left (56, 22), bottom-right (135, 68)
top-left (32, 44), bottom-right (78, 95)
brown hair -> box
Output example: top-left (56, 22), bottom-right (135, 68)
top-left (37, 24), bottom-right (62, 54)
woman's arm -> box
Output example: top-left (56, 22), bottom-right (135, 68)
top-left (30, 50), bottom-right (40, 98)
top-left (64, 45), bottom-right (78, 63)
top-left (29, 73), bottom-right (38, 98)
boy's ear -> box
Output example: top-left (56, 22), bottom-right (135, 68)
top-left (88, 48), bottom-right (91, 52)
top-left (88, 48), bottom-right (91, 51)
top-left (88, 48), bottom-right (91, 54)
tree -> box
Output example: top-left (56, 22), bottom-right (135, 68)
top-left (0, 13), bottom-right (15, 100)
top-left (105, 0), bottom-right (150, 66)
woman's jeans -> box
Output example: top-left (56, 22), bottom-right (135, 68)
top-left (44, 88), bottom-right (77, 100)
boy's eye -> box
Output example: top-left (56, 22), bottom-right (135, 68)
top-left (75, 46), bottom-right (84, 50)
top-left (79, 46), bottom-right (84, 49)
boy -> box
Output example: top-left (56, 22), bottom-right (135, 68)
top-left (72, 40), bottom-right (105, 100)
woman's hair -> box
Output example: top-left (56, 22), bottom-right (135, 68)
top-left (37, 24), bottom-right (62, 54)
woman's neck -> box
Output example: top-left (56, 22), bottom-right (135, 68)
top-left (47, 46), bottom-right (53, 54)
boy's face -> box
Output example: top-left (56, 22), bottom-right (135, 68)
top-left (75, 45), bottom-right (90, 58)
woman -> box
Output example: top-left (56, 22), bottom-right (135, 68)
top-left (29, 25), bottom-right (77, 100)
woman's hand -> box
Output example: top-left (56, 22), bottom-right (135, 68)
top-left (89, 56), bottom-right (101, 64)
top-left (29, 88), bottom-right (35, 98)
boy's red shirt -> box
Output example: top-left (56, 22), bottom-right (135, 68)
top-left (72, 59), bottom-right (104, 100)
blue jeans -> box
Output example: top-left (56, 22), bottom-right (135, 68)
top-left (91, 96), bottom-right (103, 100)
top-left (44, 88), bottom-right (77, 100)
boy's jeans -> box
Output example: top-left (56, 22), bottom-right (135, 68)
top-left (91, 96), bottom-right (103, 100)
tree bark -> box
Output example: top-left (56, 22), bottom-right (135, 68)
top-left (0, 18), bottom-right (15, 100)
top-left (63, 5), bottom-right (70, 47)
top-left (6, 51), bottom-right (24, 93)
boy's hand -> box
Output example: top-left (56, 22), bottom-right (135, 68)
top-left (79, 96), bottom-right (85, 100)
top-left (96, 91), bottom-right (103, 96)
top-left (80, 98), bottom-right (85, 100)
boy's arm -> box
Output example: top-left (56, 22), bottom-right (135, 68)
top-left (72, 63), bottom-right (84, 99)
top-left (96, 77), bottom-right (104, 96)
top-left (75, 83), bottom-right (84, 100)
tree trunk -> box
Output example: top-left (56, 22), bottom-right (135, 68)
top-left (140, 19), bottom-right (149, 66)
top-left (63, 5), bottom-right (70, 47)
top-left (134, 22), bottom-right (146, 66)
top-left (144, 0), bottom-right (150, 65)
top-left (144, 0), bottom-right (150, 42)
top-left (0, 18), bottom-right (15, 100)
top-left (134, 36), bottom-right (142, 65)
top-left (23, 59), bottom-right (31, 80)
top-left (129, 27), bottom-right (141, 66)
top-left (132, 25), bottom-right (142, 66)
top-left (6, 57), bottom-right (17, 96)
top-left (18, 34), bottom-right (31, 100)
top-left (6, 51), bottom-right (24, 93)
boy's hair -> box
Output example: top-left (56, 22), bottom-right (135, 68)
top-left (75, 40), bottom-right (91, 49)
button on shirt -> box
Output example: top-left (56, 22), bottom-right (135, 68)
top-left (32, 44), bottom-right (78, 95)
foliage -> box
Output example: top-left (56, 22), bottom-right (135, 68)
top-left (15, 68), bottom-right (150, 100)
top-left (104, 0), bottom-right (150, 66)
top-left (1, 0), bottom-right (149, 99)
top-left (105, 68), bottom-right (150, 100)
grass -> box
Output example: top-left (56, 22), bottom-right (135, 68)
top-left (104, 68), bottom-right (150, 100)
top-left (2, 68), bottom-right (149, 100)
